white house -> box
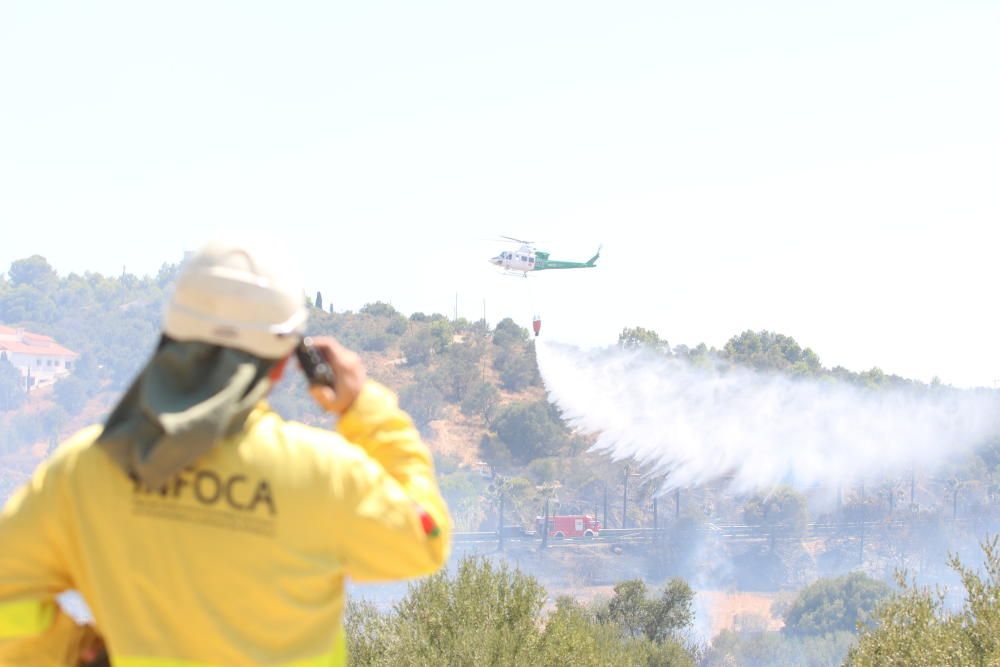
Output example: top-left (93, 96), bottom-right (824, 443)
top-left (0, 325), bottom-right (80, 389)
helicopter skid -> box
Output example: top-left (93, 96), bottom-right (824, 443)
top-left (498, 269), bottom-right (530, 278)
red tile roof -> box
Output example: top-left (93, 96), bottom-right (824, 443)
top-left (0, 325), bottom-right (78, 357)
top-left (0, 340), bottom-right (78, 357)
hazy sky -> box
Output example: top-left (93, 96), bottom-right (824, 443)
top-left (2, 1), bottom-right (998, 386)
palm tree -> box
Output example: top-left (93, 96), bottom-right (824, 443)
top-left (485, 475), bottom-right (514, 552)
top-left (536, 481), bottom-right (560, 550)
top-left (879, 479), bottom-right (904, 516)
top-left (987, 470), bottom-right (1000, 507)
top-left (944, 476), bottom-right (970, 521)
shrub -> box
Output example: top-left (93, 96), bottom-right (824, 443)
top-left (360, 301), bottom-right (399, 318)
top-left (705, 629), bottom-right (856, 667)
top-left (385, 315), bottom-right (408, 337)
top-left (499, 348), bottom-right (539, 391)
top-left (401, 329), bottom-right (434, 366)
top-left (349, 557), bottom-right (546, 666)
top-left (399, 384), bottom-right (444, 434)
top-left (345, 557), bottom-right (697, 667)
top-left (783, 572), bottom-right (891, 636)
top-left (493, 400), bottom-right (570, 464)
top-left (597, 578), bottom-right (694, 643)
top-left (479, 433), bottom-right (514, 470)
top-left (429, 345), bottom-right (483, 403)
top-left (428, 320), bottom-right (453, 354)
top-left (743, 486), bottom-right (809, 534)
top-left (0, 358), bottom-right (25, 412)
top-left (460, 381), bottom-right (500, 425)
top-left (539, 597), bottom-right (694, 667)
top-left (847, 537), bottom-right (1000, 666)
top-left (493, 317), bottom-right (528, 348)
top-left (54, 375), bottom-right (89, 414)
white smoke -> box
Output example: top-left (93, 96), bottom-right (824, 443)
top-left (536, 341), bottom-right (999, 495)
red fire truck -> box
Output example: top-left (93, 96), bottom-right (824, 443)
top-left (536, 514), bottom-right (601, 539)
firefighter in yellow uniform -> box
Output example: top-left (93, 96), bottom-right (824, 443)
top-left (0, 241), bottom-right (451, 665)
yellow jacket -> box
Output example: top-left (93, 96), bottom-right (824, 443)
top-left (0, 381), bottom-right (451, 666)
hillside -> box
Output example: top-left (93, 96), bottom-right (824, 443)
top-left (3, 256), bottom-right (999, 579)
top-left (272, 304), bottom-right (550, 468)
top-left (0, 293), bottom-right (550, 503)
top-left (0, 257), bottom-right (580, 514)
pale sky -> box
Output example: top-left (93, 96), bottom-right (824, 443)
top-left (1, 1), bottom-right (998, 387)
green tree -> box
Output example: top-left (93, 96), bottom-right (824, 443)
top-left (428, 320), bottom-right (453, 354)
top-left (0, 284), bottom-right (58, 323)
top-left (401, 328), bottom-right (434, 366)
top-left (354, 314), bottom-right (393, 352)
top-left (461, 381), bottom-right (500, 426)
top-left (723, 330), bottom-right (821, 374)
top-left (70, 351), bottom-right (100, 384)
top-left (497, 346), bottom-right (540, 391)
top-left (38, 405), bottom-right (70, 450)
top-left (314, 291), bottom-right (323, 311)
top-left (539, 597), bottom-right (695, 667)
top-left (54, 375), bottom-right (89, 414)
top-left (431, 341), bottom-right (485, 402)
top-left (977, 435), bottom-right (1000, 471)
top-left (479, 433), bottom-right (515, 470)
top-left (493, 400), bottom-right (570, 463)
top-left (8, 255), bottom-right (58, 292)
top-left (154, 262), bottom-right (181, 289)
top-left (645, 578), bottom-right (696, 643)
top-left (384, 557), bottom-right (546, 665)
top-left (618, 326), bottom-right (668, 352)
top-left (783, 572), bottom-right (891, 636)
top-left (944, 474), bottom-right (972, 521)
top-left (599, 578), bottom-right (694, 644)
top-left (705, 629), bottom-right (855, 667)
top-left (360, 301), bottom-right (399, 318)
top-left (9, 411), bottom-right (42, 448)
top-left (603, 580), bottom-right (650, 639)
top-left (439, 471), bottom-right (483, 532)
top-left (539, 597), bottom-right (630, 666)
top-left (385, 315), bottom-right (408, 336)
top-left (493, 317), bottom-right (528, 348)
top-left (743, 486), bottom-right (809, 535)
top-left (399, 384), bottom-right (444, 434)
top-left (672, 342), bottom-right (710, 363)
top-left (344, 600), bottom-right (394, 666)
top-left (847, 537), bottom-right (1000, 666)
top-left (0, 358), bottom-right (25, 411)
top-left (345, 557), bottom-right (697, 667)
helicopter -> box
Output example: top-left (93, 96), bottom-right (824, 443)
top-left (489, 237), bottom-right (601, 277)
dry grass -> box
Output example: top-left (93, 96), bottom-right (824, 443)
top-left (698, 590), bottom-right (784, 636)
top-left (427, 404), bottom-right (481, 466)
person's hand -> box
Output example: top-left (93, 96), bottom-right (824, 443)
top-left (305, 336), bottom-right (367, 415)
top-left (77, 625), bottom-right (108, 666)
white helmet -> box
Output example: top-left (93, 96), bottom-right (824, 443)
top-left (163, 240), bottom-right (308, 359)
